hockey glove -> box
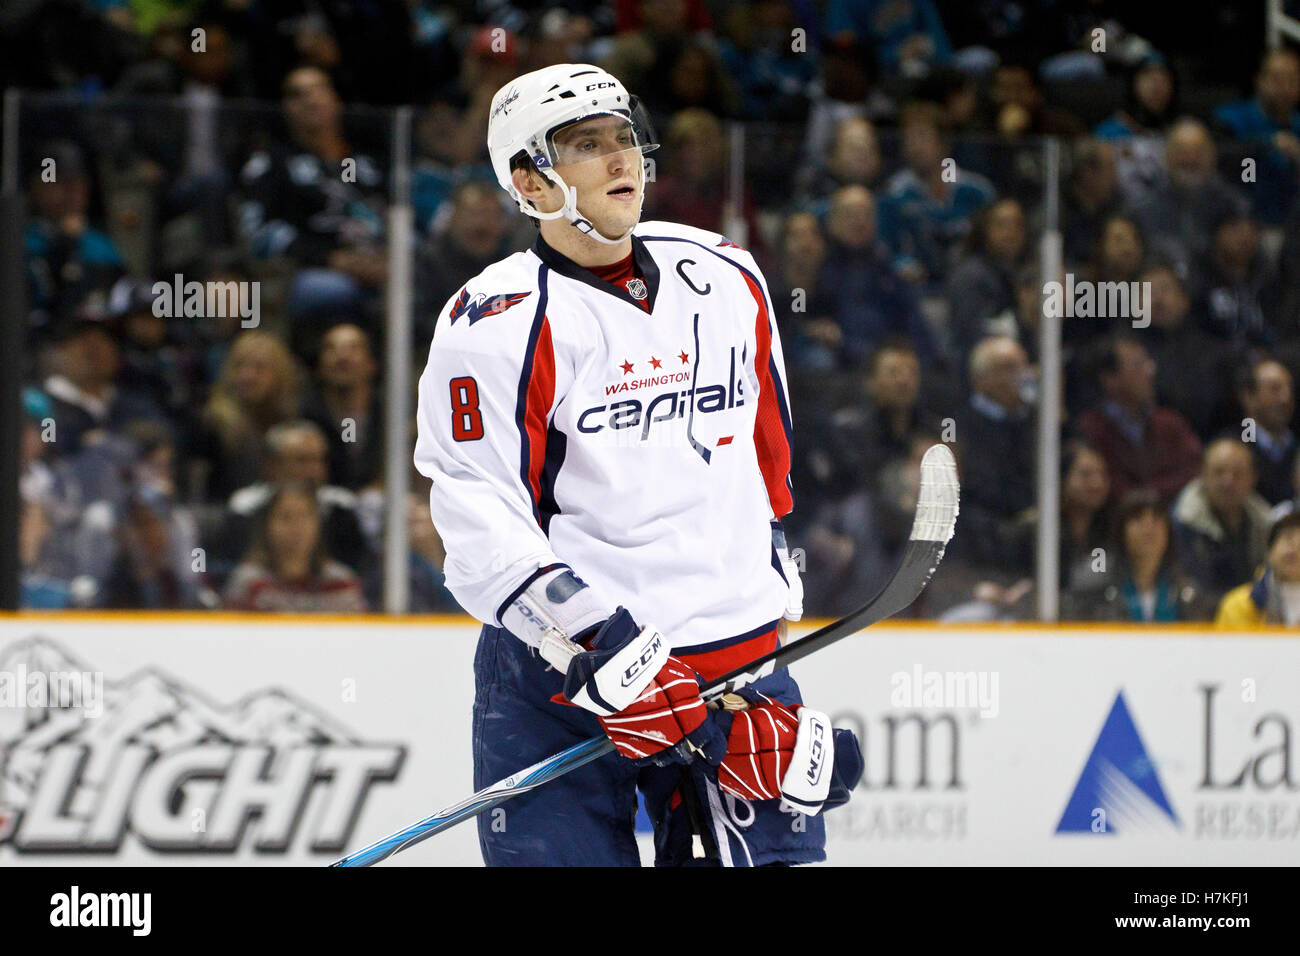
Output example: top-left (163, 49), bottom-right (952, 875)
top-left (545, 607), bottom-right (725, 764)
top-left (710, 689), bottom-right (863, 815)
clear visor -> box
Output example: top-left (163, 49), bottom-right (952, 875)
top-left (542, 100), bottom-right (659, 171)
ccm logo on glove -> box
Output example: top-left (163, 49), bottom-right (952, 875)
top-left (621, 633), bottom-right (665, 688)
top-left (803, 716), bottom-right (826, 786)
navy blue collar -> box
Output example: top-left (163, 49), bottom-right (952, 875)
top-left (531, 233), bottom-right (661, 312)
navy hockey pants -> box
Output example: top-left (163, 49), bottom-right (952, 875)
top-left (472, 623), bottom-right (827, 866)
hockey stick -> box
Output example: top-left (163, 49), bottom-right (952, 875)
top-left (331, 443), bottom-right (959, 867)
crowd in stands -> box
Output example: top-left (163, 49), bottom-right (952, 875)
top-left (8, 0), bottom-right (1300, 626)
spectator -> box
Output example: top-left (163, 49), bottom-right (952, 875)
top-left (41, 315), bottom-right (165, 456)
top-left (195, 331), bottom-right (301, 502)
top-left (1059, 441), bottom-right (1112, 599)
top-left (716, 0), bottom-right (817, 121)
top-left (817, 185), bottom-right (939, 367)
top-left (1273, 193), bottom-right (1300, 324)
top-left (222, 481), bottom-right (367, 613)
top-left (25, 141), bottom-right (127, 343)
top-left (946, 197), bottom-right (1030, 360)
top-left (1215, 511), bottom-right (1300, 627)
top-left (1214, 48), bottom-right (1300, 226)
top-left (794, 116), bottom-right (884, 213)
top-left (825, 0), bottom-right (952, 78)
top-left (875, 430), bottom-right (943, 566)
top-left (237, 66), bottom-right (387, 355)
top-left (1269, 453), bottom-right (1300, 523)
top-left (793, 455), bottom-right (895, 619)
top-left (1237, 358), bottom-right (1297, 505)
top-left (1066, 214), bottom-right (1146, 346)
top-left (766, 211), bottom-right (837, 369)
top-left (796, 35), bottom-right (880, 190)
top-left (604, 2), bottom-right (738, 118)
top-left (913, 66), bottom-right (984, 170)
top-left (644, 109), bottom-right (764, 251)
top-left (877, 101), bottom-right (995, 285)
top-left (1009, 262), bottom-right (1045, 360)
top-left (414, 180), bottom-right (516, 348)
top-left (1094, 54), bottom-right (1178, 205)
top-left (1075, 334), bottom-right (1202, 504)
top-left (660, 38), bottom-right (746, 119)
top-left (803, 336), bottom-right (939, 504)
top-left (301, 322), bottom-right (384, 492)
top-left (19, 388), bottom-right (82, 609)
top-left (985, 63), bottom-right (1086, 139)
top-left (1143, 263), bottom-right (1237, 438)
top-left (1172, 437), bottom-right (1273, 603)
top-left (1088, 213), bottom-right (1146, 286)
top-left (99, 482), bottom-right (204, 609)
top-left (1128, 118), bottom-right (1249, 278)
top-left (1194, 211), bottom-right (1279, 347)
top-left (365, 492), bottom-right (462, 613)
top-left (113, 19), bottom-right (250, 260)
top-left (108, 277), bottom-right (204, 446)
top-left (1068, 489), bottom-right (1213, 622)
top-left (953, 336), bottom-right (1037, 573)
top-left (414, 25), bottom-right (520, 180)
top-left (218, 420), bottom-right (370, 586)
top-left (1061, 139), bottom-right (1123, 267)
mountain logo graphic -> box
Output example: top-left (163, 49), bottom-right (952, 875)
top-left (0, 636), bottom-right (405, 854)
top-left (1056, 690), bottom-right (1178, 834)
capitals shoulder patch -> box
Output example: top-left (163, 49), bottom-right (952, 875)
top-left (449, 289), bottom-right (531, 327)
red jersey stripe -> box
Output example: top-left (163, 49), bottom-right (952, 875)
top-left (742, 274), bottom-right (793, 517)
top-left (524, 317), bottom-right (556, 517)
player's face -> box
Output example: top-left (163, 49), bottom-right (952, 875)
top-left (551, 116), bottom-right (644, 238)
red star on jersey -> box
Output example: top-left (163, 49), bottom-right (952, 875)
top-left (678, 351), bottom-right (690, 364)
top-left (649, 356), bottom-right (662, 370)
top-left (621, 360), bottom-right (635, 374)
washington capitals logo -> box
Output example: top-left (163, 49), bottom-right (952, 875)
top-left (448, 289), bottom-right (531, 327)
top-left (716, 237), bottom-right (744, 250)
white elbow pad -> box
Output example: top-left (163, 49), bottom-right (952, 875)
top-left (498, 566), bottom-right (611, 650)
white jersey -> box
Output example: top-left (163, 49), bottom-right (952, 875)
top-left (414, 220), bottom-right (794, 651)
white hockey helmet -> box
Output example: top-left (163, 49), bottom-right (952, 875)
top-left (487, 63), bottom-right (658, 244)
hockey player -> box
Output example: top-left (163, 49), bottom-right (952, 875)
top-left (414, 63), bottom-right (860, 866)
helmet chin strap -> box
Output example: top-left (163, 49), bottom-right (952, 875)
top-left (561, 184), bottom-right (639, 245)
top-left (523, 166), bottom-right (644, 246)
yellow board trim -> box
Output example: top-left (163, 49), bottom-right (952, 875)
top-left (0, 610), bottom-right (1294, 634)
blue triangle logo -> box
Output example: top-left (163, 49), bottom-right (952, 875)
top-left (1056, 691), bottom-right (1179, 834)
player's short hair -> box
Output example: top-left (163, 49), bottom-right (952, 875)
top-left (508, 153), bottom-right (545, 228)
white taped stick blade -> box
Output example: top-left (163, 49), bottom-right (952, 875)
top-left (909, 443), bottom-right (960, 544)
